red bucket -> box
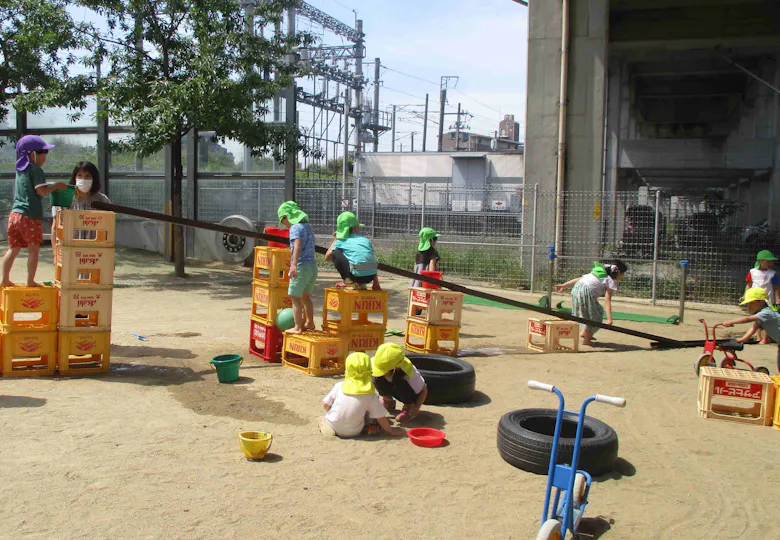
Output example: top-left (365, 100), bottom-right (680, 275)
top-left (420, 270), bottom-right (442, 289)
top-left (264, 227), bottom-right (289, 248)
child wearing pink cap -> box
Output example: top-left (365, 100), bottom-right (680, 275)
top-left (2, 135), bottom-right (69, 287)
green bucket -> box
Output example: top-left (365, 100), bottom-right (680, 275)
top-left (210, 354), bottom-right (243, 383)
top-left (50, 185), bottom-right (76, 207)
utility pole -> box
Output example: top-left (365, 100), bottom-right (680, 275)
top-left (391, 105), bottom-right (397, 152)
top-left (373, 56), bottom-right (380, 152)
top-left (411, 132), bottom-right (415, 152)
top-left (284, 6), bottom-right (297, 201)
top-left (343, 88), bottom-right (350, 196)
top-left (455, 103), bottom-right (462, 152)
top-left (437, 76), bottom-right (458, 152)
top-left (422, 93), bottom-right (429, 152)
top-left (353, 20), bottom-right (364, 157)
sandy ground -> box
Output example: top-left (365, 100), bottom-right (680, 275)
top-left (1, 246), bottom-right (779, 539)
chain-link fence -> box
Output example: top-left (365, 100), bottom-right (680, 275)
top-left (0, 173), bottom-right (774, 308)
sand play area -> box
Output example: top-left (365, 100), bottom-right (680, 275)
top-left (1, 247), bottom-right (778, 539)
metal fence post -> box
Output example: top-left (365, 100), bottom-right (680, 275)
top-left (679, 259), bottom-right (688, 323)
top-left (407, 177), bottom-right (413, 233)
top-left (651, 189), bottom-right (661, 305)
top-left (530, 183), bottom-right (539, 293)
top-left (547, 244), bottom-right (557, 308)
top-left (355, 175), bottom-right (361, 222)
top-left (421, 182), bottom-right (427, 229)
top-left (371, 177), bottom-right (376, 239)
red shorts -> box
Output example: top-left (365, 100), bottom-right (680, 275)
top-left (7, 212), bottom-right (43, 248)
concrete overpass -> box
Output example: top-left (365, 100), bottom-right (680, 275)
top-left (524, 0), bottom-right (780, 254)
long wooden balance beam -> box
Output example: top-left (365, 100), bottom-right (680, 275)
top-left (92, 201), bottom-right (690, 348)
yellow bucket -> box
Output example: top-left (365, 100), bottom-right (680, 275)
top-left (238, 431), bottom-right (273, 459)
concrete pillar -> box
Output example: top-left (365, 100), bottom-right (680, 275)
top-left (770, 65), bottom-right (780, 227)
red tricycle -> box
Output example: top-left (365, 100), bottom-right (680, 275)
top-left (694, 319), bottom-right (770, 376)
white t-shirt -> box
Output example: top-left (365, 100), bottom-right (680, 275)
top-left (381, 366), bottom-right (426, 394)
top-left (579, 273), bottom-right (617, 297)
top-left (322, 382), bottom-right (389, 438)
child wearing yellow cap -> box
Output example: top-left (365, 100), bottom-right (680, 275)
top-left (741, 250), bottom-right (780, 344)
top-left (278, 201), bottom-right (317, 334)
top-left (411, 227), bottom-right (440, 287)
top-left (321, 352), bottom-right (402, 438)
top-left (371, 343), bottom-right (428, 423)
top-left (721, 287), bottom-right (780, 372)
top-left (324, 211), bottom-right (381, 290)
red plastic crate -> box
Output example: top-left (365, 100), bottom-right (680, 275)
top-left (249, 316), bottom-right (283, 363)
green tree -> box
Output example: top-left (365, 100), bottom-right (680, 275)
top-left (1, 0), bottom-right (90, 128)
top-left (82, 0), bottom-right (312, 276)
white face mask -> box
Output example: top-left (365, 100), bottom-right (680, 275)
top-left (76, 178), bottom-right (93, 193)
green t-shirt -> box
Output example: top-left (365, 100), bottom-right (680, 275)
top-left (11, 164), bottom-right (46, 220)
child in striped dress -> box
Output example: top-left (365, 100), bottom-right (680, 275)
top-left (555, 261), bottom-right (628, 346)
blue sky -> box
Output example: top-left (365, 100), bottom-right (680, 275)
top-left (307, 0), bottom-right (528, 152)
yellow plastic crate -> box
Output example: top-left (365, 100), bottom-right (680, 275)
top-left (56, 209), bottom-right (115, 247)
top-left (251, 280), bottom-right (291, 325)
top-left (323, 288), bottom-right (389, 330)
top-left (404, 319), bottom-right (459, 356)
top-left (58, 288), bottom-right (113, 331)
top-left (253, 247), bottom-right (290, 285)
top-left (326, 322), bottom-right (386, 352)
top-left (58, 329), bottom-right (111, 375)
top-left (0, 285), bottom-right (58, 332)
top-left (698, 367), bottom-right (774, 427)
top-left (282, 330), bottom-right (346, 376)
top-left (407, 288), bottom-right (464, 325)
top-left (55, 246), bottom-right (115, 288)
top-left (0, 330), bottom-right (57, 377)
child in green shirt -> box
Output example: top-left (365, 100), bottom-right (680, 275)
top-left (2, 135), bottom-right (68, 287)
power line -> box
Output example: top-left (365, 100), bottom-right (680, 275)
top-left (381, 65), bottom-right (438, 86)
top-left (451, 88), bottom-right (504, 115)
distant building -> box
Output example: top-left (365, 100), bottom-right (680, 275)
top-left (441, 113), bottom-right (523, 152)
top-left (499, 114), bottom-right (520, 143)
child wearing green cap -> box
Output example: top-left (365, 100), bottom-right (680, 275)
top-left (320, 352), bottom-right (403, 438)
top-left (721, 287), bottom-right (780, 372)
top-left (411, 227), bottom-right (440, 288)
top-left (278, 201), bottom-right (317, 334)
top-left (555, 260), bottom-right (628, 346)
top-left (324, 211), bottom-right (381, 290)
top-left (741, 250), bottom-right (780, 344)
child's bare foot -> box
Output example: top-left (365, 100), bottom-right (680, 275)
top-left (372, 283), bottom-right (382, 291)
top-left (304, 322), bottom-right (316, 331)
top-left (760, 338), bottom-right (769, 345)
top-left (26, 281), bottom-right (41, 287)
top-left (285, 327), bottom-right (304, 335)
top-left (582, 338), bottom-right (593, 346)
top-left (0, 280), bottom-right (14, 288)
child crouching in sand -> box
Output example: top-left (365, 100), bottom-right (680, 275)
top-left (320, 352), bottom-right (403, 438)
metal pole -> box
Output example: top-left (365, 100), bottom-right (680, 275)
top-left (284, 6), bottom-right (297, 201)
top-left (530, 183), bottom-right (539, 293)
top-left (371, 178), bottom-right (376, 239)
top-left (355, 175), bottom-right (361, 221)
top-left (547, 245), bottom-right (557, 309)
top-left (342, 88), bottom-right (350, 199)
top-left (422, 93), bottom-right (429, 152)
top-left (411, 132), bottom-right (415, 152)
top-left (651, 189), bottom-right (661, 305)
top-left (373, 57), bottom-right (380, 152)
top-left (391, 105), bottom-right (396, 152)
top-left (354, 20), bottom-right (364, 158)
top-left (437, 88), bottom-right (446, 152)
top-left (455, 103), bottom-right (462, 151)
top-left (421, 182), bottom-right (427, 229)
top-left (407, 177), bottom-right (413, 233)
top-left (679, 260), bottom-right (688, 323)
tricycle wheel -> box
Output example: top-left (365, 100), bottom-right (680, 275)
top-left (755, 366), bottom-right (770, 376)
top-left (695, 354), bottom-right (714, 375)
top-left (572, 473), bottom-right (588, 507)
top-left (536, 519), bottom-right (562, 540)
top-left (720, 358), bottom-right (736, 369)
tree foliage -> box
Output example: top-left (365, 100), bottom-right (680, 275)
top-left (1, 0), bottom-right (91, 126)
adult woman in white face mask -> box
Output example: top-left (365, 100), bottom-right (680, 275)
top-left (51, 161), bottom-right (112, 258)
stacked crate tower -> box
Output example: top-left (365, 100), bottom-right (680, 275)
top-left (249, 236), bottom-right (291, 362)
top-left (404, 282), bottom-right (464, 357)
top-left (55, 209), bottom-right (115, 374)
top-left (0, 284), bottom-right (59, 377)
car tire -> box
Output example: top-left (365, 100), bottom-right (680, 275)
top-left (497, 408), bottom-right (619, 476)
top-left (406, 354), bottom-right (476, 405)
